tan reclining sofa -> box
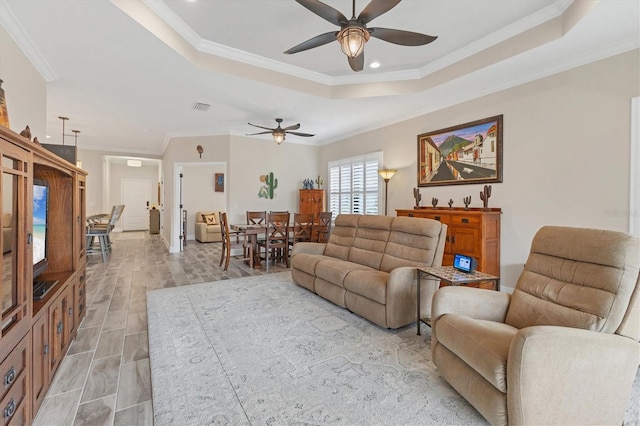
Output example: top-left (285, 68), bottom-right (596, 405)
top-left (291, 214), bottom-right (447, 329)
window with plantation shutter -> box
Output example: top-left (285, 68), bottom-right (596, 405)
top-left (328, 152), bottom-right (382, 218)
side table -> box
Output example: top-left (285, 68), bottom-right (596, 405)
top-left (416, 266), bottom-right (500, 335)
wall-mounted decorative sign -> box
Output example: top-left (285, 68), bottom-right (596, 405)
top-left (215, 173), bottom-right (224, 192)
top-left (258, 172), bottom-right (278, 199)
top-left (417, 115), bottom-right (503, 187)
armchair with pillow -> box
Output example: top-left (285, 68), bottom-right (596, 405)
top-left (431, 226), bottom-right (640, 426)
top-left (195, 211), bottom-right (222, 243)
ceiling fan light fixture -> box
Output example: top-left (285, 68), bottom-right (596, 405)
top-left (273, 131), bottom-right (286, 145)
top-left (338, 26), bottom-right (369, 58)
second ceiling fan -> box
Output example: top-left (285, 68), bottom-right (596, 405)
top-left (284, 0), bottom-right (438, 72)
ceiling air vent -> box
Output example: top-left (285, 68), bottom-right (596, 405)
top-left (193, 102), bottom-right (210, 112)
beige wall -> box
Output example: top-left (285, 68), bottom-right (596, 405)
top-left (320, 49), bottom-right (640, 291)
top-left (182, 163), bottom-right (226, 239)
top-left (0, 27), bottom-right (46, 143)
top-left (162, 135), bottom-right (231, 250)
top-left (227, 135), bottom-right (321, 225)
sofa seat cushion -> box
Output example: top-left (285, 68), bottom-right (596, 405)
top-left (292, 253), bottom-right (331, 276)
top-left (435, 314), bottom-right (518, 393)
top-left (315, 259), bottom-right (373, 288)
top-left (343, 270), bottom-right (389, 304)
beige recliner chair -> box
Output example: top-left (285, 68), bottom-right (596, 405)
top-left (431, 226), bottom-right (640, 426)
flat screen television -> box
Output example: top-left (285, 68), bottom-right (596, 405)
top-left (33, 179), bottom-right (49, 280)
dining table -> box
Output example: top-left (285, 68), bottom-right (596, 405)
top-left (230, 224), bottom-right (267, 269)
top-left (230, 223), bottom-right (296, 269)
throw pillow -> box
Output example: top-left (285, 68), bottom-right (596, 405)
top-left (202, 214), bottom-right (217, 225)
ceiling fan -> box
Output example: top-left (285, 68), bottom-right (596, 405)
top-left (284, 0), bottom-right (437, 72)
top-left (247, 118), bottom-right (315, 145)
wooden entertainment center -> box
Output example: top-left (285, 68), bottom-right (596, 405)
top-left (396, 207), bottom-right (501, 289)
top-left (1, 125), bottom-right (87, 423)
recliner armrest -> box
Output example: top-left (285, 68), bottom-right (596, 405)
top-left (508, 326), bottom-right (640, 425)
top-left (432, 286), bottom-right (511, 326)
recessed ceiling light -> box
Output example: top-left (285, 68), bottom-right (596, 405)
top-left (45, 135), bottom-right (51, 139)
top-left (369, 62), bottom-right (381, 69)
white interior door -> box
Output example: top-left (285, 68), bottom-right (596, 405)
top-left (121, 179), bottom-right (151, 231)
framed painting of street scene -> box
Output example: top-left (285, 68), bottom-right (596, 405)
top-left (417, 115), bottom-right (503, 187)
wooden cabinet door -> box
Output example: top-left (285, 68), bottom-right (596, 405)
top-left (48, 296), bottom-right (63, 375)
top-left (75, 269), bottom-right (86, 331)
top-left (449, 226), bottom-right (481, 257)
top-left (60, 286), bottom-right (72, 354)
top-left (31, 314), bottom-right (49, 415)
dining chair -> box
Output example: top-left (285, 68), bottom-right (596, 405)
top-left (245, 210), bottom-right (267, 255)
top-left (291, 213), bottom-right (314, 247)
top-left (218, 212), bottom-right (249, 271)
top-left (86, 204), bottom-right (125, 262)
top-left (257, 211), bottom-right (291, 270)
top-left (246, 211), bottom-right (267, 225)
top-left (315, 211), bottom-right (333, 243)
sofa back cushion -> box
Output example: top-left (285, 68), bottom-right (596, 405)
top-left (196, 211), bottom-right (219, 224)
top-left (380, 217), bottom-right (445, 272)
top-left (505, 226), bottom-right (640, 335)
top-left (348, 215), bottom-right (393, 269)
top-left (324, 214), bottom-right (359, 261)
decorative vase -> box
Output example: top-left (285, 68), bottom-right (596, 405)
top-left (0, 79), bottom-right (9, 129)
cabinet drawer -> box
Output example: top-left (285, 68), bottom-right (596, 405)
top-left (0, 336), bottom-right (28, 403)
top-left (450, 214), bottom-right (481, 226)
top-left (0, 366), bottom-right (26, 426)
top-left (424, 213), bottom-right (451, 223)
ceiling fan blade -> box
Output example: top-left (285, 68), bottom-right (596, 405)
top-left (282, 123), bottom-right (301, 131)
top-left (284, 31), bottom-right (339, 54)
top-left (358, 0), bottom-right (401, 24)
top-left (246, 131), bottom-right (273, 136)
top-left (295, 0), bottom-right (348, 26)
top-left (368, 27), bottom-right (437, 46)
top-left (286, 131), bottom-right (315, 137)
top-left (248, 122), bottom-right (276, 131)
top-left (348, 53), bottom-right (364, 72)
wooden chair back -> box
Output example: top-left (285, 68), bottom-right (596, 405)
top-left (246, 211), bottom-right (267, 225)
top-left (292, 213), bottom-right (314, 244)
top-left (316, 211), bottom-right (333, 243)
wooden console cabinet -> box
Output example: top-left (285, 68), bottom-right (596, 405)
top-left (0, 125), bottom-right (87, 423)
top-left (396, 207), bottom-right (501, 289)
top-left (299, 189), bottom-right (325, 221)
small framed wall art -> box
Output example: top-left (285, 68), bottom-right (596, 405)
top-left (214, 173), bottom-right (224, 192)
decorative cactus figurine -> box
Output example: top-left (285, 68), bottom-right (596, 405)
top-left (480, 185), bottom-right (492, 209)
top-left (315, 175), bottom-right (323, 189)
top-left (448, 199), bottom-right (454, 208)
top-left (413, 187), bottom-right (422, 207)
top-left (463, 196), bottom-right (471, 209)
top-left (431, 197), bottom-right (438, 208)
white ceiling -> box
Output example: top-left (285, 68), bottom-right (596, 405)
top-left (1, 0), bottom-right (638, 154)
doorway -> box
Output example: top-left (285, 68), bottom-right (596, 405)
top-left (121, 179), bottom-right (152, 231)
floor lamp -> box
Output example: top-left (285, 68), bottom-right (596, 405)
top-left (378, 169), bottom-right (397, 216)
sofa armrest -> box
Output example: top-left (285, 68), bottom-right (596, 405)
top-left (508, 326), bottom-right (640, 425)
top-left (291, 242), bottom-right (326, 256)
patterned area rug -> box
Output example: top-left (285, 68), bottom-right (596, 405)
top-left (147, 272), bottom-right (640, 426)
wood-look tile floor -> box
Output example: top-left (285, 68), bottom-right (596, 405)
top-left (33, 232), bottom-right (289, 426)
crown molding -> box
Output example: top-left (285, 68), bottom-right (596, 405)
top-left (0, 0), bottom-right (58, 82)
